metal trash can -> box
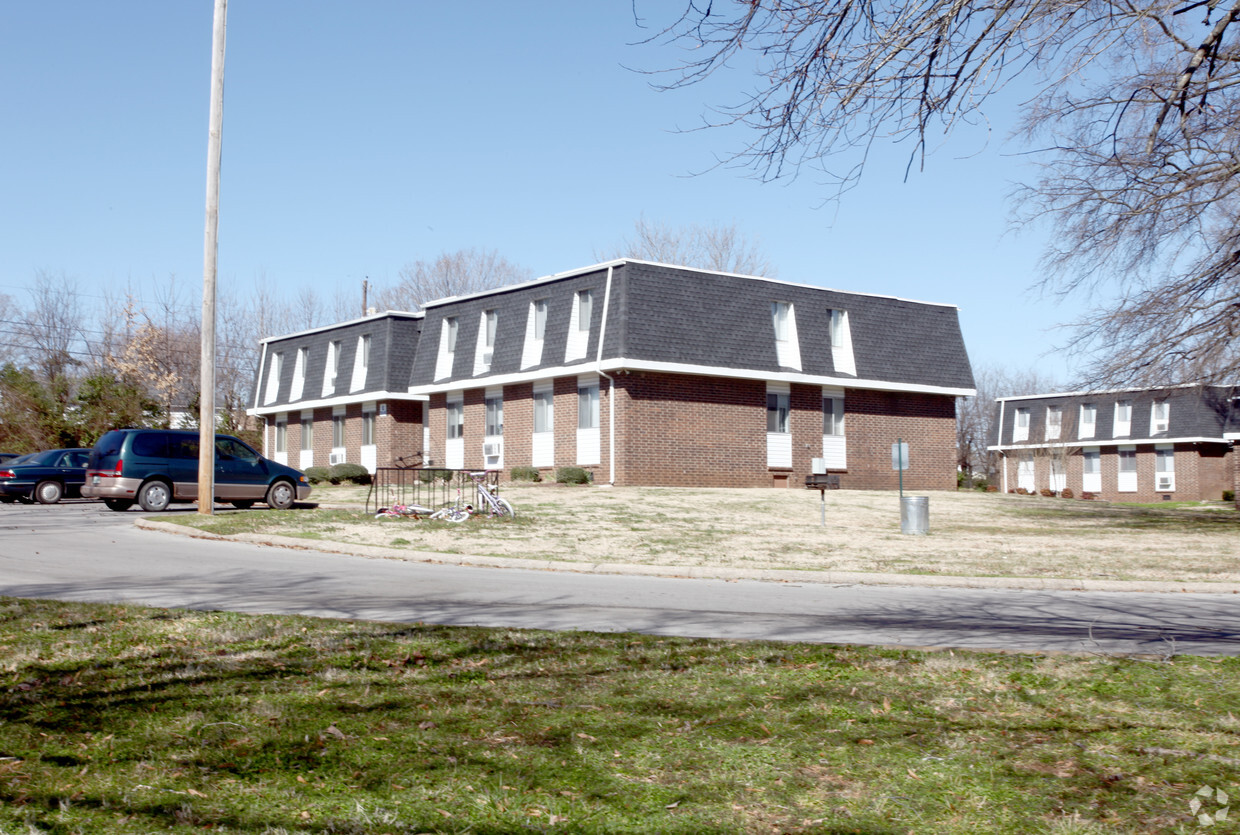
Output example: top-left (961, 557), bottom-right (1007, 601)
top-left (900, 496), bottom-right (929, 535)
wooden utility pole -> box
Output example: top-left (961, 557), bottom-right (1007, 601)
top-left (199, 0), bottom-right (228, 516)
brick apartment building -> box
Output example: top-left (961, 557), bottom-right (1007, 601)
top-left (249, 260), bottom-right (976, 489)
top-left (988, 386), bottom-right (1239, 502)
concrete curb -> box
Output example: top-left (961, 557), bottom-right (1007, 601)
top-left (133, 517), bottom-right (1240, 595)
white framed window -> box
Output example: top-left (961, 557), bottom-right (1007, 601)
top-left (1155, 445), bottom-right (1175, 492)
top-left (828, 309), bottom-right (844, 348)
top-left (576, 375), bottom-right (601, 466)
top-left (475, 309), bottom-right (497, 374)
top-left (577, 290), bottom-right (593, 333)
top-left (772, 302), bottom-right (790, 342)
top-left (1017, 453), bottom-right (1035, 492)
top-left (1117, 446), bottom-right (1137, 492)
top-left (361, 409), bottom-right (375, 446)
top-left (578, 383), bottom-right (599, 430)
top-left (1151, 400), bottom-right (1170, 434)
top-left (823, 395), bottom-right (844, 436)
top-left (534, 388), bottom-right (554, 433)
top-left (1049, 458), bottom-right (1066, 492)
top-left (300, 412), bottom-right (313, 451)
top-left (274, 416), bottom-right (287, 453)
top-left (770, 301), bottom-right (802, 370)
top-left (446, 398), bottom-right (464, 440)
top-left (485, 393), bottom-right (503, 436)
top-left (350, 334), bottom-right (371, 392)
top-left (1045, 406), bottom-right (1062, 441)
top-left (565, 290), bottom-right (594, 361)
top-left (822, 389), bottom-right (846, 470)
top-left (1114, 400), bottom-right (1132, 437)
top-left (444, 393), bottom-right (465, 470)
top-left (1078, 404), bottom-right (1096, 439)
top-left (767, 391), bottom-right (790, 434)
top-left (534, 299), bottom-right (547, 340)
top-left (1013, 407), bottom-right (1030, 442)
top-left (263, 352), bottom-right (283, 405)
top-left (522, 300), bottom-right (548, 369)
top-left (532, 382), bottom-right (554, 468)
top-left (332, 412), bottom-right (345, 448)
top-left (290, 346), bottom-right (307, 401)
top-left (1082, 447), bottom-right (1101, 493)
top-left (322, 340), bottom-right (341, 397)
top-left (435, 318), bottom-right (459, 380)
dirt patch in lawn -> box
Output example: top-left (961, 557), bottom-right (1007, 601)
top-left (293, 485), bottom-right (1240, 584)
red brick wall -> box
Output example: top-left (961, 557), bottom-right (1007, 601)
top-left (837, 389), bottom-right (958, 491)
top-left (1001, 443), bottom-right (1233, 501)
top-left (417, 371), bottom-right (960, 489)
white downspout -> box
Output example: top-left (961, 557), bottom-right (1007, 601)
top-left (997, 398), bottom-right (1007, 493)
top-left (596, 266), bottom-right (616, 485)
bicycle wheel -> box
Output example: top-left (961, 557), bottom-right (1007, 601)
top-left (490, 497), bottom-right (515, 518)
top-left (431, 506), bottom-right (471, 523)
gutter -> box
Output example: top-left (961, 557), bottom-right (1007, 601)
top-left (596, 265), bottom-right (616, 485)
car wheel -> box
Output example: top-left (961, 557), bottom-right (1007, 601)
top-left (34, 481), bottom-right (63, 505)
top-left (231, 500), bottom-right (255, 510)
top-left (265, 480), bottom-right (295, 510)
top-left (104, 499), bottom-right (134, 512)
top-left (137, 480), bottom-right (172, 512)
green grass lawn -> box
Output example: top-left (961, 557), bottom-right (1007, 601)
top-left (1, 598), bottom-right (1237, 833)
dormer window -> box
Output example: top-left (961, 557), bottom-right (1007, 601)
top-left (827, 307), bottom-right (856, 376)
top-left (534, 299), bottom-right (547, 340)
top-left (1114, 400), bottom-right (1132, 437)
top-left (320, 339), bottom-right (341, 397)
top-left (1045, 406), bottom-right (1062, 441)
top-left (523, 299), bottom-right (548, 369)
top-left (350, 334), bottom-right (371, 392)
top-left (1013, 407), bottom-right (1030, 442)
top-left (435, 317), bottom-right (459, 380)
top-left (289, 346), bottom-right (307, 401)
top-left (1079, 404), bottom-right (1096, 439)
top-left (577, 290), bottom-right (593, 333)
top-left (565, 289), bottom-right (594, 362)
top-left (263, 351), bottom-right (283, 404)
top-left (474, 309), bottom-right (497, 374)
top-left (770, 302), bottom-right (802, 370)
top-left (1152, 400), bottom-right (1170, 433)
top-left (828, 309), bottom-right (844, 348)
top-left (771, 302), bottom-right (790, 342)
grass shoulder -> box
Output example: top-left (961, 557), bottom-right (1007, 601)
top-left (0, 597), bottom-right (1236, 833)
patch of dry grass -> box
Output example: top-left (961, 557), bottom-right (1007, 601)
top-left (198, 484), bottom-right (1240, 584)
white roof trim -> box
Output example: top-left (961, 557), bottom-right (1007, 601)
top-left (248, 389), bottom-right (427, 417)
top-left (989, 436), bottom-right (1227, 452)
top-left (407, 357), bottom-right (976, 398)
top-left (258, 310), bottom-right (422, 345)
top-left (418, 258), bottom-right (963, 311)
top-left (993, 383), bottom-right (1234, 403)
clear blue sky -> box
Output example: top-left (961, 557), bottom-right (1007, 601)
top-left (1, 1), bottom-right (1085, 384)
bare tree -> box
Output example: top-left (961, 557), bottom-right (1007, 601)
top-left (957, 364), bottom-right (1062, 485)
top-left (375, 248), bottom-right (532, 311)
top-left (652, 1), bottom-right (1240, 384)
top-left (17, 270), bottom-right (87, 383)
top-left (597, 217), bottom-right (775, 275)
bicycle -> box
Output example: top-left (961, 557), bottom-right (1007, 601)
top-left (429, 471), bottom-right (515, 523)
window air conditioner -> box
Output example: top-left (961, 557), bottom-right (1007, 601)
top-left (329, 451), bottom-right (346, 466)
top-left (483, 442), bottom-right (503, 459)
top-left (1156, 477), bottom-right (1172, 491)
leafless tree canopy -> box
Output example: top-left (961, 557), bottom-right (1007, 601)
top-left (376, 248), bottom-right (533, 311)
top-left (655, 0), bottom-right (1240, 384)
top-left (597, 217), bottom-right (775, 276)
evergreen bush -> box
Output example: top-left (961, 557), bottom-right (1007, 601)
top-left (329, 462), bottom-right (371, 485)
top-left (555, 466), bottom-right (590, 485)
top-left (510, 466), bottom-right (541, 482)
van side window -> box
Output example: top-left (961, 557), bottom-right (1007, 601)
top-left (171, 438), bottom-right (199, 460)
top-left (131, 434), bottom-right (168, 458)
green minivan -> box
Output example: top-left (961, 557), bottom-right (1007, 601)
top-left (83, 429), bottom-right (312, 512)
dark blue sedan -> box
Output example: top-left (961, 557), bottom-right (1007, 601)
top-left (0, 448), bottom-right (93, 504)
